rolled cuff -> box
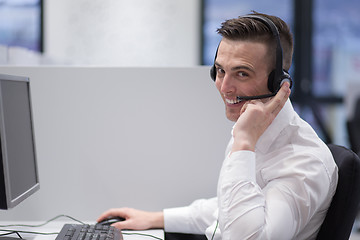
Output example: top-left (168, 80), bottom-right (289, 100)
top-left (164, 206), bottom-right (195, 233)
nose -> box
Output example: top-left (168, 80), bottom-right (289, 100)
top-left (218, 74), bottom-right (236, 95)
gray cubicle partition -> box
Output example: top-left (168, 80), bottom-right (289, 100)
top-left (0, 67), bottom-right (232, 221)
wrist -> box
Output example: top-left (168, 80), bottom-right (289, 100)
top-left (150, 211), bottom-right (164, 229)
top-left (231, 136), bottom-right (255, 152)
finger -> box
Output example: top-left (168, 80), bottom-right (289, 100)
top-left (267, 81), bottom-right (291, 114)
top-left (112, 221), bottom-right (130, 230)
top-left (112, 219), bottom-right (143, 231)
top-left (274, 81), bottom-right (290, 102)
top-left (97, 212), bottom-right (111, 222)
top-left (240, 101), bottom-right (250, 115)
top-left (97, 209), bottom-right (123, 222)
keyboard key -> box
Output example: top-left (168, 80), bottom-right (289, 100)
top-left (55, 224), bottom-right (123, 240)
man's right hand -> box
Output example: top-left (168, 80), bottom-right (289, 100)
top-left (231, 81), bottom-right (291, 153)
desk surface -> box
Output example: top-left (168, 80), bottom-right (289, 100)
top-left (0, 221), bottom-right (164, 240)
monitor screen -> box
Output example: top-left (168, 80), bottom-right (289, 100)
top-left (0, 73), bottom-right (39, 210)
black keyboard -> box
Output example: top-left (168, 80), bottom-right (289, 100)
top-left (55, 223), bottom-right (123, 240)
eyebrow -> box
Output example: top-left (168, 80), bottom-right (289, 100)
top-left (214, 62), bottom-right (255, 74)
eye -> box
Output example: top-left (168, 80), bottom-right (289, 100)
top-left (216, 67), bottom-right (225, 78)
top-left (236, 71), bottom-right (249, 78)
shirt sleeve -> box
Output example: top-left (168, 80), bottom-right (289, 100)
top-left (164, 197), bottom-right (218, 234)
top-left (217, 150), bottom-right (331, 240)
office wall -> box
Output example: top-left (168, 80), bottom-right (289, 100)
top-left (44, 0), bottom-right (202, 66)
top-left (0, 66), bottom-right (233, 221)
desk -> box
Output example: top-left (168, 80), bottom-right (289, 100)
top-left (0, 221), bottom-right (164, 240)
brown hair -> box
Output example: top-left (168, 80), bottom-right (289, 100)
top-left (217, 12), bottom-right (293, 71)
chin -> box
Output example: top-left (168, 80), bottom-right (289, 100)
top-left (226, 111), bottom-right (240, 122)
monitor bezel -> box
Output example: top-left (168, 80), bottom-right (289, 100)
top-left (0, 73), bottom-right (40, 210)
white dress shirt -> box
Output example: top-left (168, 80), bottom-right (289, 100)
top-left (164, 100), bottom-right (338, 240)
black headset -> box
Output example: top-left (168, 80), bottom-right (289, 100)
top-left (210, 14), bottom-right (292, 99)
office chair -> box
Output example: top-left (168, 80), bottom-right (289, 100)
top-left (316, 144), bottom-right (360, 240)
top-left (166, 144), bottom-right (360, 240)
top-left (347, 97), bottom-right (360, 154)
top-left (164, 232), bottom-right (206, 240)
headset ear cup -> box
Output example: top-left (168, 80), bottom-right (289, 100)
top-left (267, 70), bottom-right (276, 93)
top-left (210, 65), bottom-right (216, 81)
top-left (268, 70), bottom-right (293, 93)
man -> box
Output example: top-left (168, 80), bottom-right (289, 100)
top-left (97, 12), bottom-right (338, 239)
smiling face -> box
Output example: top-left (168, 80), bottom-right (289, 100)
top-left (215, 38), bottom-right (273, 122)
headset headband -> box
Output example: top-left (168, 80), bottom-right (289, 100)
top-left (242, 14), bottom-right (284, 86)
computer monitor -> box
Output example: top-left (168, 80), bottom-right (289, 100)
top-left (0, 73), bottom-right (39, 210)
